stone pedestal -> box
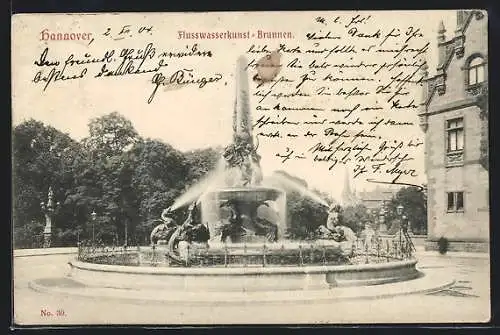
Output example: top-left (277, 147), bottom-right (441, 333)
top-left (201, 187), bottom-right (285, 243)
top-left (43, 220), bottom-right (52, 248)
top-left (43, 232), bottom-right (52, 248)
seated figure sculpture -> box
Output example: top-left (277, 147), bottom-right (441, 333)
top-left (326, 204), bottom-right (341, 230)
top-left (150, 206), bottom-right (177, 246)
top-left (174, 202), bottom-right (210, 245)
top-left (219, 200), bottom-right (278, 243)
top-left (315, 204), bottom-right (356, 244)
top-left (219, 201), bottom-right (247, 243)
top-left (167, 202), bottom-right (210, 265)
top-left (254, 217), bottom-right (278, 242)
top-left (254, 200), bottom-right (278, 242)
top-left (317, 225), bottom-right (335, 239)
top-left (334, 225), bottom-right (357, 242)
top-left (316, 204), bottom-right (342, 240)
top-left (317, 204), bottom-right (357, 242)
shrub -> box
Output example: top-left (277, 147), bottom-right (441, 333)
top-left (438, 237), bottom-right (449, 254)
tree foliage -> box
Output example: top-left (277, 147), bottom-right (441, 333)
top-left (12, 119), bottom-right (81, 247)
top-left (130, 139), bottom-right (189, 240)
top-left (183, 147), bottom-right (221, 184)
top-left (339, 203), bottom-right (370, 234)
top-left (83, 112), bottom-right (139, 157)
top-left (285, 191), bottom-right (329, 239)
top-left (384, 186), bottom-right (427, 234)
top-left (13, 115), bottom-right (227, 248)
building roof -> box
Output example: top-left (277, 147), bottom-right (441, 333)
top-left (358, 186), bottom-right (398, 202)
top-left (423, 10), bottom-right (486, 109)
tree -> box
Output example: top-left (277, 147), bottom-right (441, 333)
top-left (339, 203), bottom-right (370, 234)
top-left (98, 152), bottom-right (139, 244)
top-left (384, 186), bottom-right (427, 235)
top-left (264, 171), bottom-right (333, 240)
top-left (130, 139), bottom-right (189, 242)
top-left (183, 147), bottom-right (221, 185)
top-left (82, 112), bottom-right (139, 158)
top-left (65, 112), bottom-right (142, 244)
top-left (12, 119), bottom-right (82, 247)
top-left (285, 191), bottom-right (329, 239)
top-left (62, 146), bottom-right (106, 244)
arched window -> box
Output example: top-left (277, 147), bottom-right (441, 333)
top-left (468, 56), bottom-right (485, 85)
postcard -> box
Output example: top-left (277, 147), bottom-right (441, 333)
top-left (12, 10), bottom-right (490, 325)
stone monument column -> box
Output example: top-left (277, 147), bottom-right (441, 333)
top-left (40, 187), bottom-right (60, 248)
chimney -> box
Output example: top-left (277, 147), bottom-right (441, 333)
top-left (436, 21), bottom-right (447, 69)
top-left (454, 11), bottom-right (466, 58)
top-left (437, 20), bottom-right (446, 43)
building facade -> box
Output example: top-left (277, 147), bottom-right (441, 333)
top-left (358, 186), bottom-right (399, 211)
top-left (419, 10), bottom-right (489, 252)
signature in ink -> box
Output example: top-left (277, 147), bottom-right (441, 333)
top-left (366, 178), bottom-right (424, 191)
top-left (147, 69), bottom-right (223, 104)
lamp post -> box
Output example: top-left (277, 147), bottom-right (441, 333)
top-left (40, 187), bottom-right (60, 248)
top-left (124, 221), bottom-right (128, 247)
top-left (396, 204), bottom-right (415, 253)
top-left (367, 208), bottom-right (375, 232)
top-left (396, 204), bottom-right (404, 246)
top-left (396, 204), bottom-right (408, 231)
top-left (91, 210), bottom-right (97, 245)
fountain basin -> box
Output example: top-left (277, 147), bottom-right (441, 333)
top-left (68, 257), bottom-right (420, 292)
top-left (200, 187), bottom-right (287, 242)
top-left (208, 187), bottom-right (283, 202)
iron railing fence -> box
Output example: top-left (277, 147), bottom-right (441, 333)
top-left (14, 234), bottom-right (58, 249)
top-left (76, 235), bottom-right (415, 268)
top-left (77, 240), bottom-right (140, 265)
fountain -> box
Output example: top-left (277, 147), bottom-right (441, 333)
top-left (67, 56), bottom-right (422, 298)
top-left (200, 55), bottom-right (286, 245)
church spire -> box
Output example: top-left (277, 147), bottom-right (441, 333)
top-left (341, 167), bottom-right (357, 206)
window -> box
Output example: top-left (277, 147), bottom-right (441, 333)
top-left (446, 118), bottom-right (464, 152)
top-left (447, 192), bottom-right (464, 212)
top-left (468, 57), bottom-right (485, 85)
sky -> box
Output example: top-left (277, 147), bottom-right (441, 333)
top-left (12, 11), bottom-right (458, 201)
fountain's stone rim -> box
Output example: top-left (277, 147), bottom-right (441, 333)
top-left (69, 258), bottom-right (418, 275)
top-left (68, 258), bottom-right (420, 290)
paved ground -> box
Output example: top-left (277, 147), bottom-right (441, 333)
top-left (12, 249), bottom-right (491, 325)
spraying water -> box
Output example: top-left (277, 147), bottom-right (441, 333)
top-left (264, 173), bottom-right (334, 208)
top-left (170, 159), bottom-right (228, 210)
top-left (172, 166), bottom-right (335, 211)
